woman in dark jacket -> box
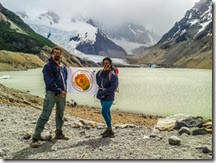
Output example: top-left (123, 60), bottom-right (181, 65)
top-left (96, 57), bottom-right (118, 138)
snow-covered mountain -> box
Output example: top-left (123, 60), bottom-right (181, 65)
top-left (17, 11), bottom-right (127, 59)
top-left (105, 23), bottom-right (159, 45)
top-left (91, 22), bottom-right (160, 54)
top-left (130, 0), bottom-right (212, 69)
top-left (158, 0), bottom-right (212, 45)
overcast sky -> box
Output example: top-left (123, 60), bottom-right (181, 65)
top-left (1, 0), bottom-right (199, 36)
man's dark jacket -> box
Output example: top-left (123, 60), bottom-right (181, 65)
top-left (42, 58), bottom-right (67, 95)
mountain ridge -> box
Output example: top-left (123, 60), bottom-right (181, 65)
top-left (127, 0), bottom-right (212, 69)
top-left (0, 3), bottom-right (99, 69)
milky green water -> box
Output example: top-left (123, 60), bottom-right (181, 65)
top-left (0, 68), bottom-right (212, 119)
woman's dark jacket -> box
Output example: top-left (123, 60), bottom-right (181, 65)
top-left (96, 70), bottom-right (118, 101)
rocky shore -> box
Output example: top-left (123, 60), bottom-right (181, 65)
top-left (0, 84), bottom-right (213, 160)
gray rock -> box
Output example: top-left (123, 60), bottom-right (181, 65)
top-left (152, 128), bottom-right (160, 134)
top-left (85, 135), bottom-right (91, 138)
top-left (168, 136), bottom-right (181, 145)
top-left (73, 122), bottom-right (83, 128)
top-left (0, 149), bottom-right (6, 157)
top-left (114, 124), bottom-right (136, 129)
top-left (191, 128), bottom-right (208, 135)
top-left (86, 121), bottom-right (97, 128)
top-left (50, 147), bottom-right (58, 151)
top-left (156, 137), bottom-right (162, 141)
top-left (30, 121), bottom-right (36, 124)
top-left (175, 116), bottom-right (203, 129)
top-left (23, 132), bottom-right (32, 140)
top-left (150, 134), bottom-right (157, 138)
top-left (143, 135), bottom-right (150, 139)
top-left (42, 135), bottom-right (52, 141)
top-left (178, 127), bottom-right (191, 135)
top-left (63, 117), bottom-right (68, 121)
top-left (126, 124), bottom-right (137, 128)
top-left (84, 126), bottom-right (91, 130)
top-left (79, 120), bottom-right (86, 125)
top-left (158, 135), bottom-right (163, 139)
top-left (180, 133), bottom-right (189, 137)
top-left (79, 131), bottom-right (85, 135)
top-left (97, 125), bottom-right (105, 129)
top-left (202, 145), bottom-right (212, 153)
top-left (195, 145), bottom-right (203, 149)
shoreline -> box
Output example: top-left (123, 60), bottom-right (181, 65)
top-left (66, 105), bottom-right (162, 127)
top-left (0, 82), bottom-right (212, 126)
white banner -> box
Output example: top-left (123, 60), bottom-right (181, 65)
top-left (66, 67), bottom-right (98, 96)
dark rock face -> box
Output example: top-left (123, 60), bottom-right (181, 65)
top-left (138, 0), bottom-right (212, 69)
top-left (40, 11), bottom-right (60, 24)
top-left (175, 117), bottom-right (203, 129)
top-left (158, 0), bottom-right (212, 45)
top-left (75, 29), bottom-right (127, 58)
top-left (86, 19), bottom-right (96, 27)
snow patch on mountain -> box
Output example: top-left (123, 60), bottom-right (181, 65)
top-left (194, 20), bottom-right (211, 38)
top-left (111, 38), bottom-right (146, 54)
top-left (20, 12), bottom-right (98, 45)
top-left (128, 25), bottom-right (137, 35)
top-left (70, 48), bottom-right (128, 65)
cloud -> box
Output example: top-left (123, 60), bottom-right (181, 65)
top-left (1, 0), bottom-right (199, 36)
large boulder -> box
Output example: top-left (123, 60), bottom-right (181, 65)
top-left (175, 116), bottom-right (203, 129)
top-left (154, 114), bottom-right (190, 131)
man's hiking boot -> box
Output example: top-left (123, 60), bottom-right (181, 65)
top-left (102, 128), bottom-right (115, 138)
top-left (55, 130), bottom-right (69, 140)
top-left (30, 138), bottom-right (41, 148)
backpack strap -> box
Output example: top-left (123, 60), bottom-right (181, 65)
top-left (98, 70), bottom-right (103, 77)
top-left (108, 71), bottom-right (112, 81)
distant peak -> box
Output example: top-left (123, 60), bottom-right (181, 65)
top-left (86, 19), bottom-right (96, 27)
top-left (16, 11), bottom-right (29, 19)
top-left (40, 11), bottom-right (60, 24)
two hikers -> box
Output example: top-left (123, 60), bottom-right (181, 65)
top-left (30, 48), bottom-right (118, 147)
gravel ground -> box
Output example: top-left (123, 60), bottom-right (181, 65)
top-left (0, 103), bottom-right (212, 160)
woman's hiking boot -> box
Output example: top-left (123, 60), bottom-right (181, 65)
top-left (30, 138), bottom-right (41, 148)
top-left (55, 130), bottom-right (69, 140)
top-left (102, 128), bottom-right (115, 138)
top-left (100, 129), bottom-right (108, 136)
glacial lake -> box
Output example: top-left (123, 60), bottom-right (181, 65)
top-left (0, 68), bottom-right (212, 119)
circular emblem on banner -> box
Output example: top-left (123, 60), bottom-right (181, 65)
top-left (72, 70), bottom-right (94, 92)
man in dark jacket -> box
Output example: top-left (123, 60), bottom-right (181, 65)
top-left (31, 47), bottom-right (69, 148)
